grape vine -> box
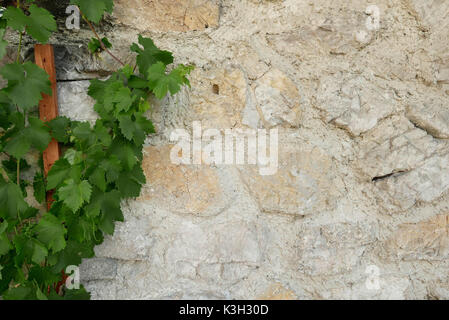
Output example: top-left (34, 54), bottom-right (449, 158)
top-left (0, 0), bottom-right (192, 299)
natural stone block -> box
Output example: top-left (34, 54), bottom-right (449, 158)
top-left (409, 0), bottom-right (449, 31)
top-left (83, 280), bottom-right (117, 300)
top-left (94, 208), bottom-right (156, 260)
top-left (139, 145), bottom-right (232, 217)
top-left (384, 215), bottom-right (449, 261)
top-left (254, 69), bottom-right (302, 128)
top-left (406, 96), bottom-right (449, 139)
top-left (256, 283), bottom-right (297, 300)
top-left (408, 1), bottom-right (449, 84)
top-left (240, 133), bottom-right (343, 216)
top-left (114, 0), bottom-right (220, 32)
top-left (165, 220), bottom-right (262, 266)
top-left (317, 74), bottom-right (397, 136)
top-left (57, 80), bottom-right (98, 122)
top-left (54, 45), bottom-right (124, 81)
top-left (376, 155), bottom-right (449, 210)
top-left (296, 222), bottom-right (378, 276)
top-left (358, 116), bottom-right (445, 180)
top-left (189, 66), bottom-right (248, 128)
top-left (80, 258), bottom-right (118, 281)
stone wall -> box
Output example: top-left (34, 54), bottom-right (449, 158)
top-left (5, 0), bottom-right (449, 299)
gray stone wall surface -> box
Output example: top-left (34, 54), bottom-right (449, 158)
top-left (3, 0), bottom-right (449, 300)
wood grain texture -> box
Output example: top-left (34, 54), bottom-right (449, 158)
top-left (35, 44), bottom-right (61, 209)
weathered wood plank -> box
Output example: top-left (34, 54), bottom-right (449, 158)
top-left (35, 44), bottom-right (61, 209)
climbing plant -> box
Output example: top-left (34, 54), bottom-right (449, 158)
top-left (0, 0), bottom-right (192, 299)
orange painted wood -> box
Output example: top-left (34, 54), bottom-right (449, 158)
top-left (35, 44), bottom-right (61, 210)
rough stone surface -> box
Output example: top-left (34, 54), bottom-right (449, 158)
top-left (4, 0), bottom-right (448, 300)
top-left (189, 66), bottom-right (248, 128)
top-left (113, 0), bottom-right (220, 32)
top-left (357, 115), bottom-right (447, 180)
top-left (139, 145), bottom-right (233, 217)
top-left (254, 69), bottom-right (302, 128)
top-left (80, 258), bottom-right (118, 282)
top-left (382, 214), bottom-right (449, 261)
top-left (316, 74), bottom-right (398, 136)
top-left (406, 94), bottom-right (449, 139)
top-left (240, 131), bottom-right (343, 216)
top-left (375, 155), bottom-right (449, 211)
top-left (57, 81), bottom-right (98, 122)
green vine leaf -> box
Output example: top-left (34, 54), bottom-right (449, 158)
top-left (48, 116), bottom-right (71, 144)
top-left (118, 113), bottom-right (155, 145)
top-left (3, 5), bottom-right (57, 43)
top-left (28, 266), bottom-right (61, 287)
top-left (49, 240), bottom-right (94, 276)
top-left (0, 221), bottom-right (11, 256)
top-left (2, 286), bottom-right (35, 300)
top-left (131, 35), bottom-right (174, 77)
top-left (0, 177), bottom-right (30, 220)
top-left (70, 0), bottom-right (114, 23)
top-left (99, 156), bottom-right (122, 183)
top-left (88, 37), bottom-right (112, 54)
top-left (46, 158), bottom-right (82, 190)
top-left (117, 165), bottom-right (146, 198)
top-left (35, 214), bottom-right (67, 253)
top-left (33, 171), bottom-right (46, 204)
top-left (4, 117), bottom-right (51, 159)
top-left (88, 167), bottom-right (107, 192)
top-left (0, 29), bottom-right (8, 59)
top-left (0, 62), bottom-right (52, 111)
top-left (0, 0), bottom-right (192, 298)
top-left (147, 62), bottom-right (193, 99)
top-left (14, 234), bottom-right (48, 265)
top-left (108, 138), bottom-right (138, 171)
top-left (58, 179), bottom-right (92, 213)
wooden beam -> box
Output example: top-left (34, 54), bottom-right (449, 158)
top-left (35, 44), bottom-right (61, 210)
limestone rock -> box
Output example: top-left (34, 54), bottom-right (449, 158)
top-left (114, 0), bottom-right (220, 32)
top-left (189, 66), bottom-right (248, 128)
top-left (235, 46), bottom-right (270, 81)
top-left (94, 209), bottom-right (156, 260)
top-left (256, 283), bottom-right (297, 300)
top-left (358, 116), bottom-right (445, 180)
top-left (254, 69), bottom-right (302, 128)
top-left (406, 96), bottom-right (449, 139)
top-left (57, 81), bottom-right (98, 122)
top-left (384, 215), bottom-right (449, 261)
top-left (112, 218), bottom-right (263, 299)
top-left (139, 145), bottom-right (232, 217)
top-left (408, 0), bottom-right (449, 31)
top-left (408, 0), bottom-right (449, 84)
top-left (80, 258), bottom-right (118, 282)
top-left (54, 45), bottom-right (126, 81)
top-left (83, 280), bottom-right (117, 300)
top-left (165, 220), bottom-right (261, 266)
top-left (296, 222), bottom-right (378, 276)
top-left (240, 132), bottom-right (343, 216)
top-left (375, 155), bottom-right (449, 210)
top-left (317, 74), bottom-right (397, 136)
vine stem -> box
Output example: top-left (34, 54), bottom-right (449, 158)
top-left (79, 9), bottom-right (125, 67)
